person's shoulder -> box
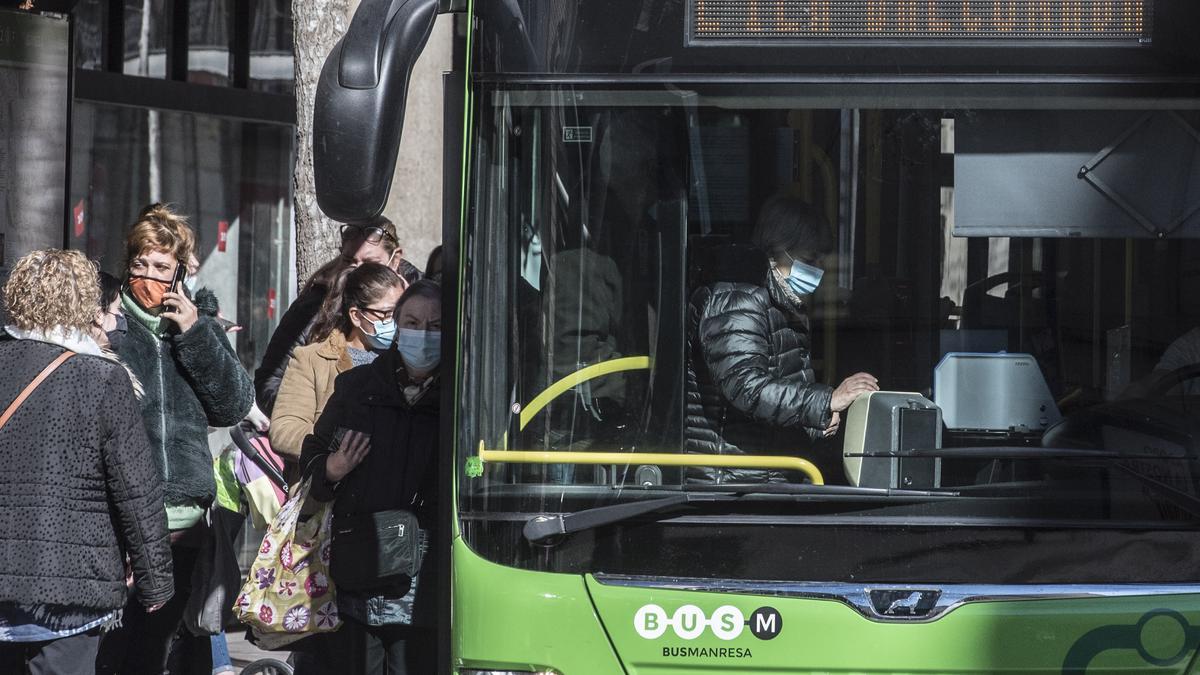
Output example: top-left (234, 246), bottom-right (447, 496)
top-left (73, 352), bottom-right (135, 384)
top-left (706, 281), bottom-right (768, 307)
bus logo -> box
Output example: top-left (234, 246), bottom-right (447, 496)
top-left (634, 604), bottom-right (782, 641)
top-left (868, 589), bottom-right (941, 619)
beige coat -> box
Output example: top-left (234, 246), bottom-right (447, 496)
top-left (269, 331), bottom-right (354, 460)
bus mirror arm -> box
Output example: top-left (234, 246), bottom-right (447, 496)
top-left (313, 0), bottom-right (438, 222)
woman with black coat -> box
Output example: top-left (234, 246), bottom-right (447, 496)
top-left (297, 280), bottom-right (441, 675)
top-left (0, 249), bottom-right (174, 674)
top-left (686, 193), bottom-right (879, 483)
top-left (96, 204), bottom-right (254, 675)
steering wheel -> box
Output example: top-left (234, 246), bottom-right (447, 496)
top-left (1148, 363), bottom-right (1200, 397)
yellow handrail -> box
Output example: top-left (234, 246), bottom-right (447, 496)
top-left (518, 356), bottom-right (652, 430)
top-left (478, 446), bottom-right (824, 485)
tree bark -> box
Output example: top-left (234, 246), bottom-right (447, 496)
top-left (293, 0), bottom-right (354, 287)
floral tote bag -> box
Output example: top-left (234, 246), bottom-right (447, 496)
top-left (234, 477), bottom-right (341, 648)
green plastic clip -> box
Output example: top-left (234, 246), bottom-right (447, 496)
top-left (465, 456), bottom-right (484, 478)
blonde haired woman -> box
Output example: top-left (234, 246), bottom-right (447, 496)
top-left (96, 203), bottom-right (254, 675)
top-left (0, 249), bottom-right (173, 674)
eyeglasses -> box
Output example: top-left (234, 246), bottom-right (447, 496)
top-left (358, 306), bottom-right (395, 321)
top-left (340, 224), bottom-right (395, 245)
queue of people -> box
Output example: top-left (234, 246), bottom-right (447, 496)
top-left (0, 190), bottom-right (883, 674)
top-left (0, 204), bottom-right (440, 674)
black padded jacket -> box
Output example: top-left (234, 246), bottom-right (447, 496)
top-left (685, 271), bottom-right (834, 483)
top-left (0, 339), bottom-right (174, 609)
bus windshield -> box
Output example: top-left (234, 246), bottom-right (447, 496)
top-left (458, 87), bottom-right (1200, 581)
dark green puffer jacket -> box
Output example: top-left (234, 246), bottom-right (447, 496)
top-left (116, 290), bottom-right (253, 520)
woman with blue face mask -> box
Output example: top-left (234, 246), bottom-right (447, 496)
top-left (270, 263), bottom-right (406, 463)
top-left (298, 280), bottom-right (442, 674)
top-left (685, 192), bottom-right (879, 484)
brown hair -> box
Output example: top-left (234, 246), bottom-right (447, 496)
top-left (395, 279), bottom-right (441, 317)
top-left (309, 262), bottom-right (405, 343)
top-left (364, 215), bottom-right (401, 255)
top-left (125, 203), bottom-right (195, 268)
top-left (301, 255), bottom-right (351, 296)
top-left (2, 249), bottom-right (100, 333)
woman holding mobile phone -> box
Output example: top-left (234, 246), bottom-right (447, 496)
top-left (95, 203), bottom-right (254, 675)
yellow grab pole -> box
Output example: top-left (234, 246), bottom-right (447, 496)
top-left (477, 447), bottom-right (824, 486)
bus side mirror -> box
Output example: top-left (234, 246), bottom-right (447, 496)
top-left (313, 0), bottom-right (438, 223)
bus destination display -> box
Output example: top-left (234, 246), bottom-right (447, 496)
top-left (692, 0), bottom-right (1152, 42)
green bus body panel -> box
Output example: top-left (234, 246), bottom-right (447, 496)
top-left (453, 534), bottom-right (1200, 674)
top-left (587, 581), bottom-right (1200, 674)
top-left (452, 536), bottom-right (625, 673)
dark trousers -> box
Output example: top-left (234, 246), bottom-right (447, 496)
top-left (95, 540), bottom-right (209, 675)
top-left (0, 629), bottom-right (101, 675)
top-left (294, 619), bottom-right (432, 675)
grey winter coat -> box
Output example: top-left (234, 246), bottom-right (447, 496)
top-left (117, 290), bottom-right (254, 514)
top-left (686, 262), bottom-right (834, 483)
top-left (0, 339), bottom-right (174, 609)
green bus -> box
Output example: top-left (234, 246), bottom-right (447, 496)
top-left (314, 1), bottom-right (1200, 672)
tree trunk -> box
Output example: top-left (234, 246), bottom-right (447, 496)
top-left (293, 0), bottom-right (354, 287)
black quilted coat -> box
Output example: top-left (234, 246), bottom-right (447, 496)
top-left (686, 259), bottom-right (834, 483)
top-left (0, 339), bottom-right (174, 609)
top-left (300, 349), bottom-right (439, 621)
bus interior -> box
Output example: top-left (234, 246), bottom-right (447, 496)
top-left (461, 93), bottom-right (1200, 543)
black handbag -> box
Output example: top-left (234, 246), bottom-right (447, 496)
top-left (330, 509), bottom-right (421, 591)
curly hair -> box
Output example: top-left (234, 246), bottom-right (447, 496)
top-left (2, 249), bottom-right (100, 333)
top-left (126, 202), bottom-right (195, 267)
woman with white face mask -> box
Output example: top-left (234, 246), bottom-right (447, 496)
top-left (297, 280), bottom-right (442, 674)
top-left (270, 263), bottom-right (406, 463)
top-left (685, 192), bottom-right (879, 484)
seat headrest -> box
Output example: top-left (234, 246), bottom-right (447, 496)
top-left (690, 241), bottom-right (770, 287)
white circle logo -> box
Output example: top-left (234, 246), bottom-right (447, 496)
top-left (672, 605), bottom-right (707, 640)
top-left (710, 605), bottom-right (746, 641)
top-left (632, 604), bottom-right (747, 641)
top-left (633, 604), bottom-right (669, 639)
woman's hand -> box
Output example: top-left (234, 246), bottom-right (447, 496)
top-left (160, 291), bottom-right (199, 334)
top-left (823, 411), bottom-right (841, 437)
top-left (325, 430), bottom-right (371, 482)
top-left (831, 372), bottom-right (879, 412)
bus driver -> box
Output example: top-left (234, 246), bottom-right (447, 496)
top-left (685, 193), bottom-right (878, 483)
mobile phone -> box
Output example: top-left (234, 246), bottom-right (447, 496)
top-left (331, 426), bottom-right (370, 451)
top-left (168, 261), bottom-right (187, 294)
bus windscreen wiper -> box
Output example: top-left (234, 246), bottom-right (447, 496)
top-left (523, 493), bottom-right (706, 543)
top-left (521, 484), bottom-right (959, 544)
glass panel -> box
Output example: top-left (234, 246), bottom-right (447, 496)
top-left (123, 0), bottom-right (168, 78)
top-left (0, 11), bottom-right (69, 274)
top-left (69, 102), bottom-right (294, 371)
top-left (460, 87), bottom-right (1200, 574)
top-left (73, 0), bottom-right (104, 70)
top-left (188, 0), bottom-right (231, 86)
top-left (249, 0), bottom-right (293, 95)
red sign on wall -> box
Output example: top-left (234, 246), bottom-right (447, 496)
top-left (72, 200), bottom-right (86, 238)
top-left (217, 220), bottom-right (229, 252)
top-left (267, 288), bottom-right (277, 320)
